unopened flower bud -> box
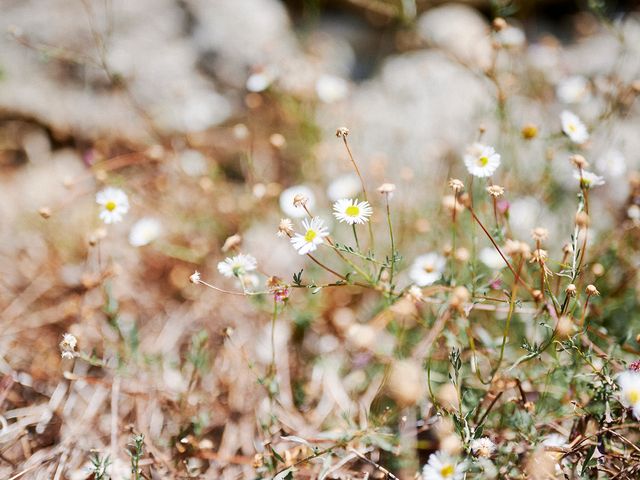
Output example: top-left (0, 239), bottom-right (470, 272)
top-left (492, 17), bottom-right (507, 31)
top-left (38, 207), bottom-right (52, 219)
top-left (570, 154), bottom-right (589, 169)
top-left (575, 211), bottom-right (590, 228)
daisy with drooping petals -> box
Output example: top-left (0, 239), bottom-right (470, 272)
top-left (618, 370), bottom-right (640, 419)
top-left (333, 198), bottom-right (372, 225)
top-left (409, 253), bottom-right (446, 287)
top-left (129, 217), bottom-right (162, 247)
top-left (217, 253), bottom-right (258, 278)
top-left (573, 170), bottom-right (605, 188)
top-left (422, 452), bottom-right (465, 480)
top-left (291, 217), bottom-right (329, 255)
top-left (561, 110), bottom-right (589, 144)
top-left (96, 187), bottom-right (129, 224)
top-left (463, 143), bottom-right (501, 178)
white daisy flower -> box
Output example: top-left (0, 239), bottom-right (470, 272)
top-left (557, 76), bottom-right (591, 104)
top-left (573, 170), bottom-right (605, 188)
top-left (561, 110), bottom-right (589, 144)
top-left (542, 433), bottom-right (568, 448)
top-left (96, 187), bottom-right (129, 224)
top-left (217, 253), bottom-right (258, 278)
top-left (279, 185), bottom-right (316, 218)
top-left (409, 253), bottom-right (446, 287)
top-left (332, 198), bottom-right (373, 225)
top-left (291, 217), bottom-right (329, 255)
top-left (617, 370), bottom-right (640, 419)
top-left (327, 173), bottom-right (361, 201)
top-left (316, 74), bottom-right (349, 103)
top-left (129, 217), bottom-right (162, 247)
top-left (422, 452), bottom-right (465, 480)
top-left (470, 437), bottom-right (496, 458)
top-left (463, 143), bottom-right (501, 178)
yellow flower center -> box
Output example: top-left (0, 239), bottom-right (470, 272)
top-left (440, 464), bottom-right (454, 477)
top-left (423, 264), bottom-right (434, 273)
top-left (477, 156), bottom-right (489, 167)
top-left (105, 200), bottom-right (117, 211)
top-left (568, 123), bottom-right (576, 133)
top-left (345, 205), bottom-right (360, 217)
top-left (627, 388), bottom-right (640, 404)
top-left (304, 229), bottom-right (317, 242)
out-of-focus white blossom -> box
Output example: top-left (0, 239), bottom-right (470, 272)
top-left (557, 76), bottom-right (591, 104)
top-left (217, 253), bottom-right (258, 278)
top-left (561, 110), bottom-right (589, 144)
top-left (316, 74), bottom-right (349, 103)
top-left (327, 173), bottom-right (361, 201)
top-left (129, 217), bottom-right (162, 247)
top-left (409, 253), bottom-right (446, 286)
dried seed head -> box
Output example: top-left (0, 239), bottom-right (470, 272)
top-left (335, 127), bottom-right (350, 138)
top-left (448, 178), bottom-right (464, 191)
top-left (562, 243), bottom-right (573, 255)
top-left (292, 194), bottom-right (308, 208)
top-left (377, 183), bottom-right (396, 195)
top-left (565, 283), bottom-right (577, 296)
top-left (570, 154), bottom-right (589, 169)
top-left (531, 227), bottom-right (549, 242)
top-left (60, 333), bottom-right (78, 359)
top-left (575, 211), bottom-right (590, 228)
top-left (277, 218), bottom-right (294, 237)
top-left (38, 207), bottom-right (52, 219)
top-left (486, 185), bottom-right (505, 198)
top-left (530, 248), bottom-right (548, 264)
top-left (585, 284), bottom-right (600, 296)
top-left (492, 17), bottom-right (507, 31)
top-left (189, 271), bottom-right (201, 284)
top-left (455, 247), bottom-right (470, 262)
top-left (470, 437), bottom-right (496, 458)
top-left (221, 234), bottom-right (242, 252)
top-left (521, 123), bottom-right (538, 140)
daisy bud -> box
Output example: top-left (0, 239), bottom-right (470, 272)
top-left (492, 17), bottom-right (507, 31)
top-left (335, 127), bottom-right (350, 138)
top-left (565, 283), bottom-right (577, 296)
top-left (575, 211), bottom-right (590, 228)
top-left (586, 284), bottom-right (599, 296)
top-left (269, 133), bottom-right (286, 149)
top-left (189, 271), bottom-right (201, 284)
top-left (377, 183), bottom-right (396, 195)
top-left (436, 383), bottom-right (460, 412)
top-left (276, 218), bottom-right (294, 238)
top-left (532, 289), bottom-right (544, 302)
top-left (531, 227), bottom-right (549, 242)
top-left (570, 154), bottom-right (589, 169)
top-left (486, 185), bottom-right (504, 198)
top-left (632, 80), bottom-right (640, 94)
top-left (221, 234), bottom-right (242, 252)
top-left (454, 247), bottom-right (470, 262)
top-left (562, 243), bottom-right (573, 255)
top-left (450, 286), bottom-right (470, 310)
top-left (521, 123), bottom-right (538, 140)
top-left (448, 178), bottom-right (464, 191)
top-left (38, 207), bottom-right (52, 219)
